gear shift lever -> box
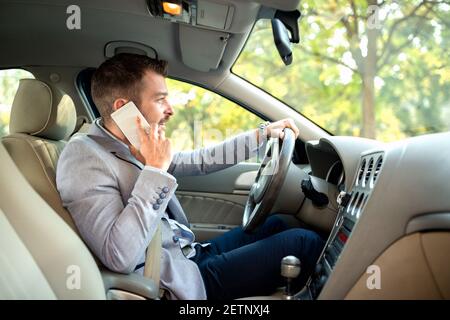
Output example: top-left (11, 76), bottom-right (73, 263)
top-left (281, 255), bottom-right (301, 299)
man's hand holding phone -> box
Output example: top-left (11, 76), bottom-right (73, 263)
top-left (130, 117), bottom-right (172, 171)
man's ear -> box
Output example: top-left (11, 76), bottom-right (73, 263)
top-left (112, 98), bottom-right (129, 111)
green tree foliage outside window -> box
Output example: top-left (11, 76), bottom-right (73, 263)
top-left (233, 0), bottom-right (450, 142)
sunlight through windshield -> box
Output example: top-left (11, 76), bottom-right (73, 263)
top-left (234, 1), bottom-right (450, 142)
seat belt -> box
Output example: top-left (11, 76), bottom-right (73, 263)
top-left (143, 221), bottom-right (164, 298)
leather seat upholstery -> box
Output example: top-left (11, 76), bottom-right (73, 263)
top-left (0, 141), bottom-right (105, 299)
top-left (1, 79), bottom-right (78, 231)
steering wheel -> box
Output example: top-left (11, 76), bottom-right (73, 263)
top-left (242, 128), bottom-right (296, 232)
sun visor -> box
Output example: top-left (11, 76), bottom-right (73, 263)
top-left (179, 24), bottom-right (229, 72)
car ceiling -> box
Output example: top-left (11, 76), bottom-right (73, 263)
top-left (0, 0), bottom-right (300, 87)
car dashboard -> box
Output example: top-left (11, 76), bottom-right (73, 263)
top-left (295, 133), bottom-right (450, 299)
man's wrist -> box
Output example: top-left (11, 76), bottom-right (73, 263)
top-left (257, 121), bottom-right (270, 144)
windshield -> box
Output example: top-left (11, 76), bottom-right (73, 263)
top-left (233, 1), bottom-right (450, 142)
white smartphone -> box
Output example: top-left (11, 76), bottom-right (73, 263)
top-left (110, 101), bottom-right (151, 150)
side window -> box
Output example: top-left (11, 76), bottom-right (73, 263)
top-left (165, 79), bottom-right (263, 154)
top-left (0, 69), bottom-right (35, 138)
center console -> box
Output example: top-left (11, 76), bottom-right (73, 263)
top-left (301, 151), bottom-right (384, 299)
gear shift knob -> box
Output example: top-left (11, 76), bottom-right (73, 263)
top-left (281, 255), bottom-right (301, 299)
top-left (281, 256), bottom-right (301, 278)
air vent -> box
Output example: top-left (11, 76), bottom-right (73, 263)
top-left (364, 157), bottom-right (374, 187)
top-left (347, 192), bottom-right (359, 214)
top-left (351, 192), bottom-right (362, 216)
top-left (372, 156), bottom-right (383, 185)
top-left (355, 193), bottom-right (366, 219)
top-left (356, 159), bottom-right (366, 186)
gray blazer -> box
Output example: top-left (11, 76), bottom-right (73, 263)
top-left (56, 120), bottom-right (261, 300)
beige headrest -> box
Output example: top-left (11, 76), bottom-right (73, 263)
top-left (9, 79), bottom-right (77, 140)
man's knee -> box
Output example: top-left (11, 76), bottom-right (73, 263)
top-left (285, 228), bottom-right (324, 256)
top-left (263, 214), bottom-right (290, 232)
top-left (305, 230), bottom-right (325, 255)
top-left (301, 228), bottom-right (324, 243)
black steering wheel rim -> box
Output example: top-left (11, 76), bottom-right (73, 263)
top-left (242, 128), bottom-right (296, 232)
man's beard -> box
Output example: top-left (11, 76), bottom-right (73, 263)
top-left (158, 116), bottom-right (170, 126)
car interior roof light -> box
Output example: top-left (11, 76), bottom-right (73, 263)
top-left (162, 0), bottom-right (182, 16)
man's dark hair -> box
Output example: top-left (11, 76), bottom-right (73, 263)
top-left (91, 53), bottom-right (168, 123)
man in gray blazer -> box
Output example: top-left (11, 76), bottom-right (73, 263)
top-left (56, 53), bottom-right (324, 300)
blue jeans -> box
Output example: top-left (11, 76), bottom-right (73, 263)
top-left (190, 215), bottom-right (325, 300)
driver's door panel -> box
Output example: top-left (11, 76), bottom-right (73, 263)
top-left (175, 163), bottom-right (259, 241)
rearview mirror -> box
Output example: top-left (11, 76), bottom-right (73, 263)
top-left (271, 19), bottom-right (292, 66)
